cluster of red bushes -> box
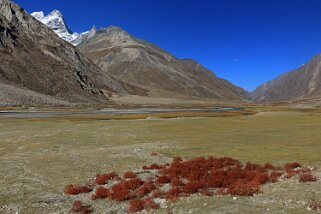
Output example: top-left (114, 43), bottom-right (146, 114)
top-left (64, 156), bottom-right (318, 213)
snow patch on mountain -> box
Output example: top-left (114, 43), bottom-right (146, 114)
top-left (31, 10), bottom-right (96, 46)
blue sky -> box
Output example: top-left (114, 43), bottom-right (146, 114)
top-left (15, 0), bottom-right (321, 91)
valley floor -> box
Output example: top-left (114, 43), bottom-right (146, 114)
top-left (0, 107), bottom-right (320, 213)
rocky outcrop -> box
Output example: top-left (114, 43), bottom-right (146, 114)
top-left (0, 0), bottom-right (125, 105)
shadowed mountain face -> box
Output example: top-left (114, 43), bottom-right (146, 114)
top-left (0, 0), bottom-right (126, 105)
top-left (78, 26), bottom-right (248, 100)
top-left (250, 54), bottom-right (321, 103)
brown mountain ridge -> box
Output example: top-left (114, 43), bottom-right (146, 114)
top-left (250, 54), bottom-right (321, 103)
top-left (1, 0), bottom-right (248, 106)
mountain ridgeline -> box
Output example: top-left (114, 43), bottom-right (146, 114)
top-left (1, 0), bottom-right (248, 106)
top-left (30, 9), bottom-right (248, 101)
top-left (78, 26), bottom-right (248, 100)
top-left (0, 0), bottom-right (127, 106)
top-left (250, 54), bottom-right (321, 103)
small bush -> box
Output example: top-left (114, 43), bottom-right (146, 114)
top-left (166, 187), bottom-right (180, 201)
top-left (123, 171), bottom-right (137, 179)
top-left (64, 184), bottom-right (92, 195)
top-left (144, 198), bottom-right (159, 210)
top-left (228, 180), bottom-right (260, 196)
top-left (92, 186), bottom-right (109, 199)
top-left (136, 181), bottom-right (156, 197)
top-left (142, 163), bottom-right (161, 170)
top-left (270, 171), bottom-right (283, 183)
top-left (95, 172), bottom-right (118, 185)
top-left (128, 199), bottom-right (145, 212)
top-left (111, 189), bottom-right (131, 201)
top-left (299, 172), bottom-right (317, 182)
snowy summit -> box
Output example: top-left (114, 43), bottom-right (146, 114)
top-left (31, 10), bottom-right (96, 46)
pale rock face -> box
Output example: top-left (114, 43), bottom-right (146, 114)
top-left (31, 10), bottom-right (96, 46)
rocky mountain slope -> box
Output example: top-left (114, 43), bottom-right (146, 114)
top-left (31, 10), bottom-right (96, 46)
top-left (78, 26), bottom-right (248, 100)
top-left (0, 0), bottom-right (125, 106)
top-left (250, 54), bottom-right (321, 103)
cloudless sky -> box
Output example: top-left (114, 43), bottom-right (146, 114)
top-left (14, 0), bottom-right (321, 91)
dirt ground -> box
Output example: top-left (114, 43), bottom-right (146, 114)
top-left (0, 108), bottom-right (320, 213)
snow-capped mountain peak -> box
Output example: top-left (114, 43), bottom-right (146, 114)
top-left (31, 11), bottom-right (44, 20)
top-left (31, 10), bottom-right (96, 46)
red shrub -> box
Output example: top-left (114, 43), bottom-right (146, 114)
top-left (228, 180), bottom-right (260, 196)
top-left (136, 181), bottom-right (156, 197)
top-left (111, 189), bottom-right (131, 201)
top-left (182, 180), bottom-right (206, 194)
top-left (95, 172), bottom-right (118, 185)
top-left (156, 175), bottom-right (171, 184)
top-left (299, 172), bottom-right (318, 183)
top-left (253, 172), bottom-right (270, 184)
top-left (144, 198), bottom-right (159, 210)
top-left (263, 162), bottom-right (276, 170)
top-left (128, 199), bottom-right (145, 212)
top-left (92, 186), bottom-right (109, 199)
top-left (245, 162), bottom-right (263, 172)
top-left (64, 184), bottom-right (92, 195)
top-left (166, 187), bottom-right (180, 201)
top-left (70, 200), bottom-right (92, 213)
top-left (270, 171), bottom-right (283, 182)
top-left (142, 163), bottom-right (161, 170)
top-left (123, 171), bottom-right (137, 179)
top-left (170, 176), bottom-right (180, 186)
top-left (126, 178), bottom-right (144, 189)
top-left (284, 162), bottom-right (301, 171)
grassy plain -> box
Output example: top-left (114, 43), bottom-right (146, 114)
top-left (0, 108), bottom-right (320, 213)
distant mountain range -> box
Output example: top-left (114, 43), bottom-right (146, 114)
top-left (250, 54), bottom-right (321, 103)
top-left (2, 0), bottom-right (321, 106)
